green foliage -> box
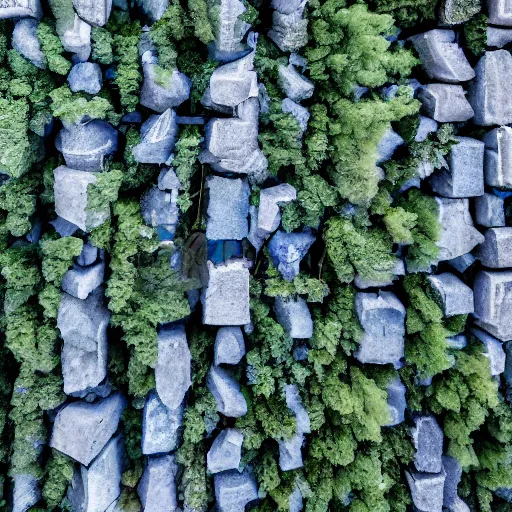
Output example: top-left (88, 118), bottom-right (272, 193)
top-left (40, 236), bottom-right (83, 286)
top-left (371, 0), bottom-right (438, 26)
top-left (42, 451), bottom-right (74, 510)
top-left (37, 22), bottom-right (71, 75)
top-left (91, 27), bottom-right (114, 64)
top-left (464, 13), bottom-right (487, 56)
top-left (86, 167), bottom-right (123, 217)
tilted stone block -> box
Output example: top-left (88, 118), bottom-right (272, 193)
top-left (73, 0), bottom-right (112, 26)
top-left (274, 296), bottom-right (313, 339)
top-left (12, 19), bottom-right (46, 69)
top-left (282, 98), bottom-right (310, 135)
top-left (76, 242), bottom-right (99, 267)
top-left (376, 127), bottom-right (404, 164)
top-left (12, 475), bottom-right (40, 512)
top-left (488, 0), bottom-right (512, 26)
top-left (487, 26), bottom-right (512, 47)
top-left (443, 456), bottom-right (462, 508)
top-left (61, 261), bottom-right (105, 300)
top-left (207, 428), bottom-right (244, 473)
top-left (448, 496), bottom-right (471, 511)
top-left (427, 272), bottom-right (474, 316)
top-left (278, 64), bottom-right (314, 102)
top-left (419, 84), bottom-right (474, 122)
top-left (0, 0), bottom-right (42, 19)
top-left (288, 485), bottom-right (303, 512)
top-left (214, 327), bottom-right (246, 365)
top-left (269, 8), bottom-right (308, 53)
top-left (412, 415), bottom-right (444, 473)
top-left (484, 126), bottom-right (512, 188)
top-left (68, 62), bottom-right (102, 94)
top-left (474, 193), bottom-right (506, 227)
top-left (258, 184), bottom-right (297, 233)
top-left (137, 455), bottom-right (178, 512)
top-left (207, 365), bottom-right (247, 418)
top-left (279, 432), bottom-right (304, 471)
top-left (406, 469), bottom-right (446, 512)
top-left (476, 227), bottom-right (512, 268)
top-left (447, 253), bottom-right (476, 274)
top-left (157, 167), bottom-right (182, 191)
top-left (415, 115), bottom-right (438, 142)
top-left (214, 470), bottom-right (258, 512)
top-left (385, 376), bottom-right (406, 426)
top-left (472, 328), bottom-right (506, 375)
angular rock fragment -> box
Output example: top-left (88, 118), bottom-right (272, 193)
top-left (412, 415), bottom-right (444, 473)
top-left (488, 0), bottom-right (512, 26)
top-left (279, 432), bottom-right (304, 471)
top-left (354, 292), bottom-right (405, 367)
top-left (415, 115), bottom-right (438, 142)
top-left (447, 253), bottom-right (476, 274)
top-left (157, 167), bottom-right (181, 191)
top-left (274, 296), bottom-right (313, 339)
top-left (55, 121), bottom-right (118, 172)
top-left (435, 197), bottom-right (485, 261)
top-left (474, 270), bottom-right (512, 341)
top-left (406, 469), bottom-right (446, 512)
top-left (409, 30), bottom-right (474, 83)
top-left (140, 186), bottom-right (179, 237)
top-left (449, 496), bottom-right (471, 512)
top-left (214, 470), bottom-right (258, 512)
top-left (484, 126), bottom-right (512, 188)
top-left (140, 64), bottom-right (191, 113)
top-left (474, 193), bottom-right (506, 227)
top-left (442, 0), bottom-right (480, 24)
top-left (62, 261), bottom-right (105, 300)
top-left (443, 456), bottom-right (462, 508)
top-left (59, 14), bottom-right (92, 63)
top-left (268, 229), bottom-right (315, 281)
top-left (51, 392), bottom-right (126, 466)
top-left (141, 0), bottom-right (169, 21)
top-left (76, 242), bottom-right (99, 267)
top-left (50, 216), bottom-right (80, 237)
top-left (472, 328), bottom-right (506, 375)
top-left (288, 485), bottom-right (303, 512)
top-left (419, 84), bottom-right (474, 122)
top-left (468, 50), bottom-right (512, 126)
top-left (377, 128), bottom-right (404, 164)
top-left (13, 474), bottom-right (40, 512)
top-left (206, 176), bottom-right (250, 240)
top-left (0, 0), bottom-right (42, 19)
top-left (278, 64), bottom-right (314, 102)
top-left (207, 365), bottom-right (247, 418)
top-left (268, 8), bottom-right (308, 52)
top-left (155, 324), bottom-right (191, 411)
top-left (54, 166), bottom-right (110, 232)
top-left (214, 327), bottom-right (246, 365)
top-left (446, 335), bottom-right (467, 350)
top-left (487, 26), bottom-right (512, 48)
top-left (137, 455), bottom-right (178, 512)
top-left (271, 0), bottom-right (306, 13)
top-left (427, 273), bottom-right (474, 317)
top-left (258, 184), bottom-right (297, 233)
top-left (12, 19), bottom-right (46, 69)
top-left (282, 98), bottom-right (310, 135)
top-left (73, 0), bottom-right (112, 26)
top-left (385, 376), bottom-right (406, 426)
top-left (476, 227), bottom-right (512, 268)
top-left (142, 390), bottom-right (183, 455)
top-left (68, 62), bottom-right (102, 94)
top-left (202, 260), bottom-right (250, 326)
top-left (285, 384), bottom-right (311, 434)
top-left (132, 109), bottom-right (178, 164)
top-left (207, 428), bottom-right (244, 473)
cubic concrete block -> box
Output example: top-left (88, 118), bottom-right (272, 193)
top-left (12, 474), bottom-right (40, 512)
top-left (476, 227), bottom-right (512, 268)
top-left (206, 176), bottom-right (250, 240)
top-left (201, 260), bottom-right (250, 326)
top-left (137, 455), bottom-right (178, 512)
top-left (207, 365), bottom-right (247, 418)
top-left (487, 26), bottom-right (512, 47)
top-left (430, 137), bottom-right (484, 198)
top-left (50, 392), bottom-right (126, 466)
top-left (278, 64), bottom-right (314, 102)
top-left (415, 115), bottom-right (438, 142)
top-left (282, 98), bottom-right (310, 135)
top-left (73, 0), bottom-right (112, 26)
top-left (0, 0), bottom-right (42, 19)
top-left (409, 30), bottom-right (474, 83)
top-left (269, 9), bottom-right (309, 52)
top-left (155, 324), bottom-right (191, 411)
top-left (474, 270), bottom-right (512, 341)
top-left (354, 292), bottom-right (405, 368)
top-left (472, 328), bottom-right (506, 375)
top-left (419, 84), bottom-right (474, 122)
top-left (468, 50), bottom-right (512, 126)
top-left (274, 296), bottom-right (313, 339)
top-left (447, 253), bottom-right (477, 273)
top-left (258, 184), bottom-right (297, 233)
top-left (12, 19), bottom-right (46, 68)
top-left (279, 432), bottom-right (304, 471)
top-left (385, 376), bottom-right (406, 426)
top-left (412, 415), bottom-right (444, 473)
top-left (214, 470), bottom-right (258, 512)
top-left (406, 469), bottom-right (446, 512)
top-left (474, 193), bottom-right (506, 227)
top-left (427, 273), bottom-right (474, 316)
top-left (209, 59), bottom-right (258, 108)
top-left (488, 0), bottom-right (512, 26)
top-left (61, 261), bottom-right (105, 300)
top-left (68, 62), bottom-right (102, 94)
top-left (377, 128), bottom-right (404, 164)
top-left (436, 197), bottom-right (485, 261)
top-left (207, 428), bottom-right (244, 473)
top-left (214, 327), bottom-right (246, 365)
top-left (484, 126), bottom-right (512, 188)
top-left (443, 456), bottom-right (462, 508)
top-left (142, 390), bottom-right (183, 455)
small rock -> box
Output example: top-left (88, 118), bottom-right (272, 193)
top-left (411, 415), bottom-right (444, 473)
top-left (0, 0), bottom-right (42, 19)
top-left (281, 98), bottom-right (310, 135)
top-left (472, 328), bottom-right (506, 376)
top-left (50, 392), bottom-right (126, 466)
top-left (207, 428), bottom-right (244, 473)
top-left (258, 184), bottom-right (297, 233)
top-left (487, 26), bottom-right (512, 48)
top-left (415, 116), bottom-right (438, 142)
top-left (427, 272), bottom-right (474, 317)
top-left (68, 62), bottom-right (102, 94)
top-left (61, 261), bottom-right (105, 300)
top-left (157, 168), bottom-right (182, 191)
top-left (214, 327), bottom-right (246, 365)
top-left (448, 496), bottom-right (471, 512)
top-left (278, 64), bottom-right (314, 102)
top-left (443, 456), bottom-right (462, 508)
top-left (76, 242), bottom-right (99, 267)
top-left (140, 186), bottom-right (179, 234)
top-left (474, 193), bottom-right (506, 227)
top-left (442, 0), bottom-right (480, 24)
top-left (12, 19), bottom-right (46, 69)
top-left (214, 470), bottom-right (258, 512)
top-left (288, 485), bottom-right (303, 512)
top-left (406, 469), bottom-right (446, 512)
top-left (141, 0), bottom-right (169, 21)
top-left (447, 253), bottom-right (476, 273)
top-left (446, 335), bottom-right (467, 350)
top-left (138, 455), bottom-right (178, 512)
top-left (278, 432), bottom-right (304, 471)
top-left (376, 127), bottom-right (404, 163)
top-left (274, 296), bottom-right (313, 339)
top-left (419, 84), bottom-right (474, 122)
top-left (73, 0), bottom-right (112, 26)
top-left (59, 14), bottom-right (91, 62)
top-left (207, 365), bottom-right (247, 418)
top-left (488, 0), bottom-right (512, 26)
top-left (247, 205), bottom-right (269, 252)
top-left (476, 227), bottom-right (512, 268)
top-left (12, 474), bottom-right (40, 512)
top-left (285, 384), bottom-right (310, 434)
top-left (385, 376), bottom-right (406, 426)
top-left (268, 8), bottom-right (308, 53)
top-left (484, 126), bottom-right (512, 188)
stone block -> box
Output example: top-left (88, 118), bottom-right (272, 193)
top-left (385, 376), bottom-right (406, 426)
top-left (377, 128), bottom-right (404, 164)
top-left (201, 260), bottom-right (250, 326)
top-left (484, 126), bottom-right (512, 187)
top-left (446, 335), bottom-right (467, 349)
top-left (12, 475), bottom-right (40, 512)
top-left (474, 270), bottom-right (512, 341)
top-left (406, 469), bottom-right (446, 512)
top-left (12, 19), bottom-right (45, 69)
top-left (435, 197), bottom-right (485, 261)
top-left (412, 415), bottom-right (444, 473)
top-left (76, 242), bottom-right (99, 267)
top-left (268, 9), bottom-right (308, 52)
top-left (58, 289), bottom-right (109, 397)
top-left (430, 137), bottom-right (484, 198)
top-left (447, 253), bottom-right (477, 273)
top-left (50, 216), bottom-right (79, 237)
top-left (214, 470), bottom-right (258, 512)
top-left (205, 176), bottom-right (250, 240)
top-left (285, 384), bottom-right (310, 433)
top-left (476, 227), bottom-right (512, 268)
top-left (274, 296), bottom-right (313, 339)
top-left (441, 0), bottom-right (480, 24)
top-left (59, 14), bottom-right (91, 63)
top-left (209, 59), bottom-right (258, 108)
top-left (137, 455), bottom-right (178, 512)
top-left (449, 496), bottom-right (471, 512)
top-left (214, 327), bottom-right (246, 365)
top-left (278, 64), bottom-right (314, 102)
top-left (50, 392), bottom-right (126, 466)
top-left (488, 0), bottom-right (512, 26)
top-left (472, 328), bottom-right (506, 375)
top-left (271, 0), bottom-right (307, 14)
top-left (279, 432), bottom-right (304, 471)
top-left (55, 121), bottom-right (118, 172)
top-left (248, 205), bottom-right (269, 252)
top-left (155, 324), bottom-right (191, 411)
top-left (68, 62), bottom-right (102, 94)
top-left (142, 390), bottom-right (183, 455)
top-left (207, 428), bottom-right (243, 473)
top-left (427, 272), bottom-right (474, 316)
top-left (73, 0), bottom-right (112, 26)
top-left (258, 184), bottom-right (297, 233)
top-left (354, 291), bottom-right (405, 367)
top-left (0, 0), bottom-right (42, 19)
top-left (282, 98), bottom-right (310, 135)
top-left (415, 116), bottom-right (438, 142)
top-left (288, 485), bottom-right (303, 512)
top-left (157, 168), bottom-right (182, 191)
top-left (61, 261), bottom-right (105, 300)
top-left (409, 30), bottom-right (474, 83)
top-left (140, 186), bottom-right (179, 237)
top-left (207, 365), bottom-right (247, 418)
top-left (443, 456), bottom-right (462, 508)
top-left (141, 0), bottom-right (169, 21)
top-left (54, 166), bottom-right (110, 232)
top-left (468, 50), bottom-right (512, 126)
top-left (487, 26), bottom-right (512, 47)
top-left (474, 193), bottom-right (506, 227)
top-left (419, 84), bottom-right (474, 122)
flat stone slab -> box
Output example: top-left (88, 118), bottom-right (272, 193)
top-left (428, 272), bottom-right (474, 316)
top-left (419, 84), bottom-right (474, 122)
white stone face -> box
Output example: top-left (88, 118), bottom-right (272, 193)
top-left (0, 0), bottom-right (42, 19)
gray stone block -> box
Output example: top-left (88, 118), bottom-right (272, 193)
top-left (68, 62), bottom-right (102, 94)
top-left (157, 167), bottom-right (182, 191)
top-left (77, 242), bottom-right (99, 267)
top-left (427, 272), bottom-right (474, 316)
top-left (248, 205), bottom-right (269, 253)
top-left (207, 428), bottom-right (244, 473)
top-left (269, 9), bottom-right (308, 53)
top-left (409, 30), bottom-right (474, 83)
top-left (73, 0), bottom-right (112, 26)
top-left (415, 116), bottom-right (438, 142)
top-left (443, 456), bottom-right (462, 508)
top-left (142, 390), bottom-right (183, 455)
top-left (484, 126), bottom-right (512, 188)
top-left (141, 0), bottom-right (168, 21)
top-left (53, 166), bottom-right (110, 232)
top-left (288, 485), bottom-right (303, 512)
top-left (271, 0), bottom-right (307, 14)
top-left (354, 292), bottom-right (405, 368)
top-left (279, 432), bottom-right (304, 471)
top-left (474, 193), bottom-right (506, 227)
top-left (155, 324), bottom-right (191, 411)
top-left (278, 64), bottom-right (314, 102)
top-left (258, 184), bottom-right (297, 233)
top-left (50, 216), bottom-right (79, 237)
top-left (61, 261), bottom-right (105, 300)
top-left (132, 109), bottom-right (178, 164)
top-left (12, 19), bottom-right (45, 69)
top-left (448, 496), bottom-right (470, 512)
top-left (488, 26), bottom-right (512, 47)
top-left (268, 229), bottom-right (315, 281)
top-left (137, 455), bottom-right (178, 512)
top-left (282, 98), bottom-right (310, 135)
top-left (140, 186), bottom-right (179, 235)
top-left (201, 260), bottom-right (250, 326)
top-left (206, 176), bottom-right (250, 240)
top-left (442, 0), bottom-right (480, 24)
top-left (476, 227), bottom-right (512, 268)
top-left (419, 84), bottom-right (474, 122)
top-left (435, 197), bottom-right (485, 261)
top-left (284, 384), bottom-right (310, 434)
top-left (274, 296), bottom-right (313, 339)
top-left (468, 50), bottom-right (512, 126)
top-left (59, 14), bottom-right (91, 63)
top-left (385, 376), bottom-right (406, 427)
top-left (472, 328), bottom-right (506, 375)
top-left (58, 289), bottom-right (109, 397)
top-left (0, 0), bottom-right (41, 18)
top-left (140, 64), bottom-right (191, 113)
top-left (214, 327), bottom-right (246, 365)
top-left (488, 0), bottom-right (512, 26)
top-left (430, 137), bottom-right (484, 198)
top-left (446, 335), bottom-right (467, 350)
top-left (406, 469), bottom-right (446, 512)
top-left (50, 392), bottom-right (126, 466)
top-left (12, 474), bottom-right (40, 512)
top-left (447, 253), bottom-right (477, 273)
top-left (412, 415), bottom-right (444, 473)
top-left (207, 365), bottom-right (247, 418)
top-left (377, 128), bottom-right (404, 164)
top-left (209, 59), bottom-right (258, 108)
top-left (214, 470), bottom-right (258, 512)
top-left (474, 270), bottom-right (512, 341)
